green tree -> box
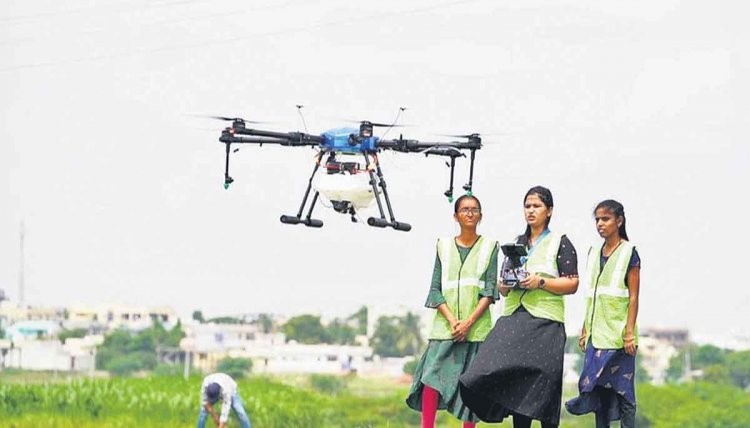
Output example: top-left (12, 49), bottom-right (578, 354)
top-left (727, 350), bottom-right (750, 389)
top-left (192, 310), bottom-right (205, 323)
top-left (666, 350), bottom-right (686, 383)
top-left (702, 364), bottom-right (732, 385)
top-left (370, 314), bottom-right (424, 358)
top-left (694, 344), bottom-right (727, 366)
top-left (217, 357), bottom-right (252, 379)
top-left (96, 328), bottom-right (132, 369)
top-left (396, 312), bottom-right (424, 356)
top-left (58, 328), bottom-right (88, 343)
top-left (328, 319), bottom-right (356, 345)
top-left (95, 322), bottom-right (186, 375)
top-left (207, 316), bottom-right (244, 324)
top-left (370, 316), bottom-right (401, 357)
top-left (636, 354), bottom-right (651, 384)
top-left (667, 344), bottom-right (731, 383)
top-left (257, 313), bottom-right (274, 334)
top-left (166, 320), bottom-right (185, 347)
top-left (347, 306), bottom-right (368, 335)
top-left (283, 314), bottom-right (330, 344)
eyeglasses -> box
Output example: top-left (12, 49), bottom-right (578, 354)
top-left (458, 207), bottom-right (481, 215)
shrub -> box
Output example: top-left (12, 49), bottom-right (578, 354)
top-left (403, 359), bottom-right (418, 375)
top-left (216, 357), bottom-right (252, 379)
top-left (309, 374), bottom-right (347, 396)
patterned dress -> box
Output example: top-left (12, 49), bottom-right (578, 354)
top-left (565, 249), bottom-right (641, 424)
top-left (405, 243), bottom-right (499, 422)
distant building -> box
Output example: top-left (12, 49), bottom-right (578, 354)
top-left (4, 320), bottom-right (62, 341)
top-left (63, 304), bottom-right (178, 331)
top-left (641, 327), bottom-right (689, 349)
top-left (0, 302), bottom-right (178, 373)
top-left (0, 301), bottom-right (65, 326)
top-left (180, 321), bottom-right (375, 375)
top-left (638, 327), bottom-right (689, 384)
top-left (0, 336), bottom-right (101, 372)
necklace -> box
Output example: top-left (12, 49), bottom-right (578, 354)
top-left (603, 239), bottom-right (622, 257)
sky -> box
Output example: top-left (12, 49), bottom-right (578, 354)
top-left (1, 0), bottom-right (748, 343)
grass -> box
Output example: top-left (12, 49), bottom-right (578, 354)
top-left (1, 371), bottom-right (748, 427)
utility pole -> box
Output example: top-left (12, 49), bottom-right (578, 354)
top-left (183, 350), bottom-right (191, 379)
top-left (19, 221), bottom-right (25, 307)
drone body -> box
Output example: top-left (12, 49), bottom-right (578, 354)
top-left (215, 117), bottom-right (482, 232)
top-left (320, 127), bottom-right (378, 153)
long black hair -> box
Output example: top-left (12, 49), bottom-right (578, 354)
top-left (523, 185), bottom-right (554, 239)
top-left (594, 199), bottom-right (629, 240)
top-left (454, 194), bottom-right (482, 214)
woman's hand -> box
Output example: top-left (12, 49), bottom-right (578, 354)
top-left (623, 332), bottom-right (637, 356)
top-left (519, 273), bottom-right (541, 289)
top-left (452, 320), bottom-right (472, 342)
top-left (578, 327), bottom-right (587, 352)
top-left (497, 279), bottom-right (512, 296)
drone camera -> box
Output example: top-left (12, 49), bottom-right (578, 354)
top-left (331, 200), bottom-right (353, 214)
top-left (359, 122), bottom-right (373, 138)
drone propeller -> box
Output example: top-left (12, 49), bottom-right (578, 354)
top-left (344, 119), bottom-right (410, 128)
top-left (437, 132), bottom-right (506, 139)
top-left (200, 115), bottom-right (270, 124)
top-left (440, 133), bottom-right (481, 139)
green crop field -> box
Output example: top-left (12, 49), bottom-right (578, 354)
top-left (0, 373), bottom-right (748, 427)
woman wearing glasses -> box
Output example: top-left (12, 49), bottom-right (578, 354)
top-left (406, 194), bottom-right (499, 428)
top-left (460, 186), bottom-right (579, 428)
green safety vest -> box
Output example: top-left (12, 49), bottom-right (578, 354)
top-left (428, 236), bottom-right (496, 341)
top-left (502, 231), bottom-right (565, 323)
top-left (583, 241), bottom-right (638, 349)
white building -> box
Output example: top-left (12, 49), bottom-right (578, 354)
top-left (0, 335), bottom-right (102, 372)
top-left (65, 304), bottom-right (177, 331)
top-left (180, 322), bottom-right (376, 375)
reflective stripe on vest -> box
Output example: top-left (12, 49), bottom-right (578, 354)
top-left (583, 241), bottom-right (638, 349)
top-left (502, 231), bottom-right (565, 323)
top-left (429, 236), bottom-right (495, 341)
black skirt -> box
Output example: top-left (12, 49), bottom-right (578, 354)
top-left (458, 306), bottom-right (566, 425)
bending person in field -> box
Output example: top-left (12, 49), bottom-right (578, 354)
top-left (197, 372), bottom-right (252, 428)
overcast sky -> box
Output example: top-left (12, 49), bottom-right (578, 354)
top-left (1, 0), bottom-right (747, 342)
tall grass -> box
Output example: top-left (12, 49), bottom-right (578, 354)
top-left (0, 374), bottom-right (748, 427)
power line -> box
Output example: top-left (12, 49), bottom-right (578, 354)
top-left (0, 0), bottom-right (305, 46)
top-left (0, 0), bottom-right (479, 72)
top-left (0, 0), bottom-right (209, 24)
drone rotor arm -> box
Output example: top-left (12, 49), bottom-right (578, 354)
top-left (377, 134), bottom-right (482, 153)
top-left (219, 134), bottom-right (298, 146)
top-left (230, 127), bottom-right (325, 145)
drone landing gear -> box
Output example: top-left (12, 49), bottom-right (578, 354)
top-left (363, 153), bottom-right (412, 232)
top-left (280, 152), bottom-right (325, 228)
top-left (331, 201), bottom-right (358, 223)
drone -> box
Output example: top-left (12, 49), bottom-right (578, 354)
top-left (213, 110), bottom-right (482, 232)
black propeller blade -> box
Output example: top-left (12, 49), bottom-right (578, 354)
top-left (208, 116), bottom-right (266, 124)
top-left (345, 119), bottom-right (410, 128)
top-left (195, 114), bottom-right (271, 124)
top-left (439, 133), bottom-right (482, 139)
